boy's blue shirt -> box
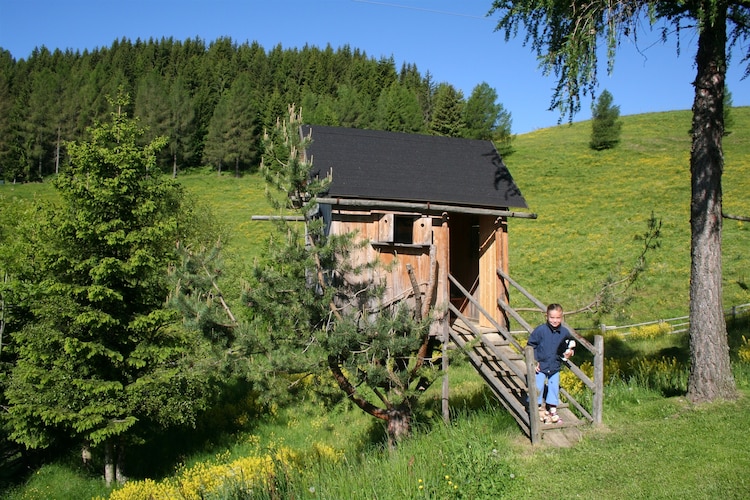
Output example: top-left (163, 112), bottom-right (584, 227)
top-left (528, 322), bottom-right (573, 375)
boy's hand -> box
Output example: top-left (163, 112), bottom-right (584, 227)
top-left (563, 349), bottom-right (574, 359)
top-left (535, 362), bottom-right (540, 373)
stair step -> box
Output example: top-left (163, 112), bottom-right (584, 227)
top-left (449, 318), bottom-right (590, 446)
top-left (483, 332), bottom-right (510, 346)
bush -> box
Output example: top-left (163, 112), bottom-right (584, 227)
top-left (627, 321), bottom-right (673, 340)
top-left (626, 357), bottom-right (688, 395)
top-left (739, 336), bottom-right (750, 363)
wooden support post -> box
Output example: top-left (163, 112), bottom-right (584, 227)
top-left (593, 335), bottom-right (604, 425)
top-left (442, 318), bottom-right (450, 424)
top-left (525, 345), bottom-right (541, 444)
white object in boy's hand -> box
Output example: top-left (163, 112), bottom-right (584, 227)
top-left (563, 340), bottom-right (575, 359)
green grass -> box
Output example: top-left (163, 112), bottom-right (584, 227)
top-left (2, 110), bottom-right (750, 499)
top-left (506, 108), bottom-right (750, 327)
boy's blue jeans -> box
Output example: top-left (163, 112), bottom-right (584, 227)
top-left (535, 371), bottom-right (560, 406)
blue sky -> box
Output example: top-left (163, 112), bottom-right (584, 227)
top-left (1, 0), bottom-right (747, 134)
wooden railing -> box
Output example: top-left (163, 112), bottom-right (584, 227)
top-left (496, 268), bottom-right (604, 440)
top-left (447, 270), bottom-right (604, 444)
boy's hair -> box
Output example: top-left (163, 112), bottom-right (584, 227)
top-left (547, 303), bottom-right (563, 314)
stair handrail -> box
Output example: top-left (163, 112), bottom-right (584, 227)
top-left (497, 267), bottom-right (596, 353)
top-left (447, 273), bottom-right (523, 352)
top-left (496, 267), bottom-right (604, 425)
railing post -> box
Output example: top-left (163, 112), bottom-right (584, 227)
top-left (593, 335), bottom-right (604, 425)
top-left (525, 345), bottom-right (541, 444)
top-left (441, 318), bottom-right (450, 424)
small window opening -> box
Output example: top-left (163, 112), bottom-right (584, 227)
top-left (394, 215), bottom-right (417, 244)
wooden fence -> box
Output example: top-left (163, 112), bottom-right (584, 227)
top-left (571, 302), bottom-right (750, 337)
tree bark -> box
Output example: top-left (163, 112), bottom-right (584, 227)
top-left (687, 2), bottom-right (736, 403)
top-left (328, 355), bottom-right (413, 447)
top-left (115, 438), bottom-right (127, 485)
top-left (386, 406), bottom-right (411, 451)
top-left (104, 439), bottom-right (115, 487)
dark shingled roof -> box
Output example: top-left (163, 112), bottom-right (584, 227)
top-left (303, 125), bottom-right (528, 210)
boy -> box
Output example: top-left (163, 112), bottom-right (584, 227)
top-left (527, 303), bottom-right (575, 424)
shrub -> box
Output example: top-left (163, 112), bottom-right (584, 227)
top-left (626, 357), bottom-right (688, 395)
top-left (627, 321), bottom-right (672, 340)
top-left (560, 358), bottom-right (623, 401)
top-left (739, 336), bottom-right (750, 363)
top-left (102, 447), bottom-right (299, 500)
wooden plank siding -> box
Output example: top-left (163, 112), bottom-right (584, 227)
top-left (330, 210), bottom-right (444, 313)
top-left (328, 207), bottom-right (509, 332)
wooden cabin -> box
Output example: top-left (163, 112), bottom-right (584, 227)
top-left (304, 125), bottom-right (535, 329)
top-left (303, 125), bottom-right (603, 445)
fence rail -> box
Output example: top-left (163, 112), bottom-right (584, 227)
top-left (572, 302), bottom-right (750, 337)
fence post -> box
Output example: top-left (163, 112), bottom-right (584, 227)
top-left (593, 335), bottom-right (604, 425)
top-left (525, 345), bottom-right (541, 444)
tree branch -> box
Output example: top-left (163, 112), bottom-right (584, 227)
top-left (723, 212), bottom-right (750, 221)
top-left (327, 355), bottom-right (388, 421)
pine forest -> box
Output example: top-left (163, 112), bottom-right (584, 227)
top-left (0, 36), bottom-right (513, 182)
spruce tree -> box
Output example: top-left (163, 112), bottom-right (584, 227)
top-left (4, 93), bottom-right (222, 486)
top-left (589, 89), bottom-right (622, 150)
top-left (375, 83), bottom-right (424, 133)
top-left (429, 83), bottom-right (465, 137)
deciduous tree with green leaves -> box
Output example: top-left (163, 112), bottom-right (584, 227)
top-left (4, 93), bottom-right (223, 486)
top-left (489, 0), bottom-right (747, 402)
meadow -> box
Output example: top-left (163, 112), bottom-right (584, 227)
top-left (1, 109), bottom-right (750, 499)
top-left (506, 109), bottom-right (750, 327)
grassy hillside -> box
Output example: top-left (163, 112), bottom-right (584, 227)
top-left (505, 108), bottom-right (750, 327)
top-left (1, 109), bottom-right (748, 328)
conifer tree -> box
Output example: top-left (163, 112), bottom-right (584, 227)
top-left (589, 89), bottom-right (622, 150)
top-left (4, 92), bottom-right (222, 486)
top-left (464, 82), bottom-right (513, 154)
top-left (246, 106), bottom-right (436, 448)
top-left (375, 83), bottom-right (424, 133)
top-left (429, 83), bottom-right (465, 137)
top-left (166, 76), bottom-right (196, 176)
top-left (333, 84), bottom-right (373, 128)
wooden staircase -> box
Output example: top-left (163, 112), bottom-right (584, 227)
top-left (446, 272), bottom-right (604, 446)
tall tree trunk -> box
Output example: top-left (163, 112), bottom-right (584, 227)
top-left (386, 406), bottom-right (411, 451)
top-left (104, 438), bottom-right (115, 487)
top-left (687, 2), bottom-right (736, 403)
top-left (115, 438), bottom-right (127, 484)
top-left (55, 127), bottom-right (61, 174)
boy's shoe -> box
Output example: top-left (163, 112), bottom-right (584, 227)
top-left (548, 412), bottom-right (560, 424)
top-left (538, 407), bottom-right (548, 422)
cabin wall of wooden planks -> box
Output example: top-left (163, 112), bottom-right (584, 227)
top-left (328, 208), bottom-right (507, 328)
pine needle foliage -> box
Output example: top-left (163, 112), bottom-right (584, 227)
top-left (247, 106), bottom-right (436, 445)
top-left (590, 89), bottom-right (622, 150)
top-left (3, 92), bottom-right (225, 485)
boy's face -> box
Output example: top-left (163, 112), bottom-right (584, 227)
top-left (546, 309), bottom-right (563, 328)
